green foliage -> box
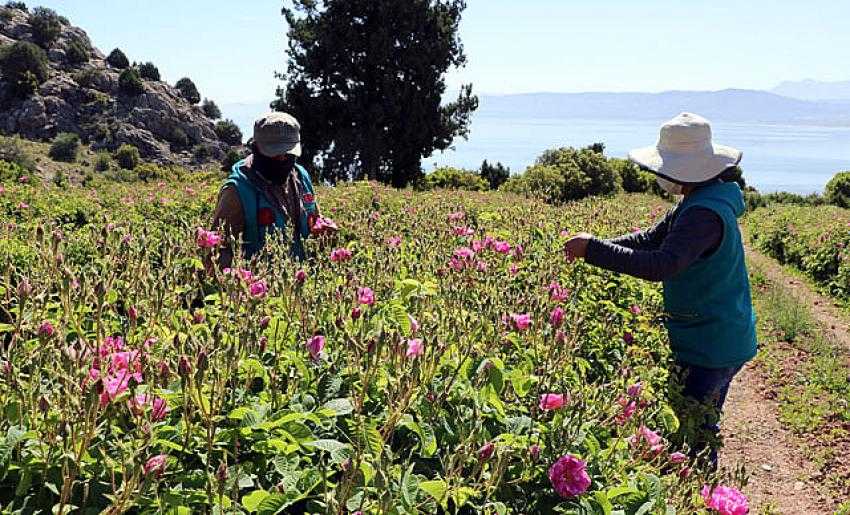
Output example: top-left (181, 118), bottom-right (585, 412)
top-left (72, 67), bottom-right (103, 88)
top-left (825, 170), bottom-right (850, 208)
top-left (137, 61), bottom-right (160, 81)
top-left (201, 98), bottom-right (221, 119)
top-left (118, 67), bottom-right (144, 95)
top-left (746, 204), bottom-right (850, 300)
top-left (114, 143), bottom-right (140, 170)
top-left (28, 6), bottom-right (62, 48)
top-left (612, 158), bottom-right (656, 194)
top-left (4, 1), bottom-right (27, 10)
top-left (175, 77), bottom-right (201, 104)
top-left (743, 189), bottom-right (826, 212)
top-left (93, 150), bottom-right (111, 171)
top-left (48, 132), bottom-right (80, 162)
top-left (479, 159), bottom-right (509, 190)
top-left (166, 124), bottom-right (189, 148)
top-left (215, 119), bottom-right (243, 146)
top-left (192, 143), bottom-right (213, 161)
top-left (135, 162), bottom-right (169, 181)
top-left (274, 0), bottom-right (478, 187)
top-left (221, 148), bottom-right (243, 171)
top-left (499, 164), bottom-right (565, 204)
top-left (0, 40), bottom-right (48, 98)
top-left (0, 135), bottom-right (36, 171)
top-left (420, 166), bottom-right (487, 191)
top-left (0, 159), bottom-right (26, 181)
top-left (106, 47), bottom-right (129, 69)
top-left (65, 37), bottom-right (88, 65)
top-left (763, 287), bottom-right (810, 342)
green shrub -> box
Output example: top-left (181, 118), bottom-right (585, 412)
top-left (533, 146), bottom-right (622, 201)
top-left (73, 68), bottom-right (103, 88)
top-left (106, 48), bottom-right (129, 69)
top-left (28, 6), bottom-right (62, 48)
top-left (65, 37), bottom-right (88, 65)
top-left (499, 164), bottom-right (565, 204)
top-left (136, 163), bottom-right (168, 182)
top-left (166, 125), bottom-right (189, 147)
top-left (201, 98), bottom-right (221, 119)
top-left (118, 68), bottom-right (144, 95)
top-left (0, 41), bottom-right (48, 98)
top-left (221, 148), bottom-right (242, 171)
top-left (175, 77), bottom-right (200, 104)
top-left (479, 159), bottom-right (509, 190)
top-left (420, 166), bottom-right (487, 191)
top-left (114, 144), bottom-right (140, 170)
top-left (93, 150), bottom-right (111, 171)
top-left (137, 61), bottom-right (160, 81)
top-left (52, 169), bottom-right (68, 188)
top-left (214, 119), bottom-right (243, 146)
top-left (5, 1), bottom-right (27, 10)
top-left (612, 158), bottom-right (656, 193)
top-left (0, 159), bottom-right (27, 181)
top-left (0, 136), bottom-right (36, 170)
top-left (825, 171), bottom-right (850, 208)
top-left (48, 132), bottom-right (80, 162)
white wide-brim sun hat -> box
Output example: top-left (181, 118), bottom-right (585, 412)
top-left (628, 112), bottom-right (742, 184)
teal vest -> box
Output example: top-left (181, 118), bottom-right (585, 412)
top-left (222, 159), bottom-right (316, 260)
top-left (662, 182), bottom-right (757, 368)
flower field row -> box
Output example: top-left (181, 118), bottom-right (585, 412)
top-left (0, 174), bottom-right (745, 513)
top-left (745, 204), bottom-right (850, 301)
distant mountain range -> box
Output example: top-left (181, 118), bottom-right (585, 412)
top-left (772, 79), bottom-right (850, 102)
top-left (223, 83), bottom-right (850, 137)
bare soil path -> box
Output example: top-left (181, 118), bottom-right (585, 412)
top-left (719, 246), bottom-right (849, 514)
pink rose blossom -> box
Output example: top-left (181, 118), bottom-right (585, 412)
top-left (143, 454), bottom-right (168, 476)
top-left (408, 315), bottom-right (420, 334)
top-left (478, 442), bottom-right (495, 461)
top-left (549, 306), bottom-right (565, 328)
top-left (628, 425), bottom-right (665, 454)
top-left (548, 454), bottom-right (591, 498)
top-left (453, 247), bottom-right (475, 260)
top-left (627, 382), bottom-right (642, 398)
top-left (629, 305), bottom-right (642, 315)
top-left (447, 211), bottom-right (465, 222)
top-left (306, 335), bottom-right (325, 360)
top-left (529, 444), bottom-right (540, 461)
top-left (357, 287), bottom-right (375, 306)
top-left (195, 228), bottom-right (222, 248)
top-left (510, 313), bottom-right (531, 331)
top-left (17, 202), bottom-right (28, 210)
top-left (453, 226), bottom-right (474, 237)
top-left (150, 396), bottom-right (168, 421)
top-left (669, 452), bottom-right (688, 464)
top-left (701, 485), bottom-right (749, 515)
top-left (311, 216), bottom-right (338, 233)
top-left (615, 397), bottom-right (637, 424)
top-left (539, 393), bottom-right (566, 411)
top-left (351, 307), bottom-right (362, 320)
top-left (249, 279), bottom-right (268, 298)
top-left (295, 269), bottom-right (307, 283)
top-left (18, 175), bottom-right (28, 183)
top-left (548, 282), bottom-right (570, 302)
top-left (406, 338), bottom-right (424, 358)
top-left (387, 236), bottom-right (402, 248)
top-left (38, 321), bottom-right (55, 338)
top-left (493, 241), bottom-right (511, 254)
top-left (330, 248), bottom-right (352, 262)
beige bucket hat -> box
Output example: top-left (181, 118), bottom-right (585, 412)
top-left (252, 112), bottom-right (302, 157)
top-left (628, 113), bottom-right (742, 184)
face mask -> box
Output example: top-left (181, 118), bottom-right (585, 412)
top-left (253, 152), bottom-right (295, 185)
top-left (656, 177), bottom-right (684, 196)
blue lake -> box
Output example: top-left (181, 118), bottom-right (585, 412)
top-left (426, 117), bottom-right (850, 194)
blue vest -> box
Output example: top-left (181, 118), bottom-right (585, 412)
top-left (222, 159), bottom-right (317, 260)
top-left (662, 182), bottom-right (757, 368)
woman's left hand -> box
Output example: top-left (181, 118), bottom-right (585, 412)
top-left (564, 232), bottom-right (593, 262)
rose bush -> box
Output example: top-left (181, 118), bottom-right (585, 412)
top-left (0, 172), bottom-right (746, 513)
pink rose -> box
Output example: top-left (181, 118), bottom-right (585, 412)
top-left (549, 306), bottom-right (564, 328)
top-left (306, 335), bottom-right (325, 360)
top-left (249, 279), bottom-right (268, 298)
top-left (330, 248), bottom-right (352, 262)
top-left (195, 228), bottom-right (222, 248)
top-left (548, 454), bottom-right (591, 498)
top-left (701, 485), bottom-right (749, 515)
top-left (539, 393), bottom-right (567, 411)
top-left (143, 454), bottom-right (168, 477)
top-left (510, 313), bottom-right (531, 331)
top-left (406, 338), bottom-right (424, 358)
top-left (357, 287), bottom-right (375, 306)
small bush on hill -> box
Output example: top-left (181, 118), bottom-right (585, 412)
top-left (192, 144), bottom-right (213, 161)
top-left (201, 98), bottom-right (221, 119)
top-left (65, 37), bottom-right (88, 65)
top-left (135, 163), bottom-right (168, 182)
top-left (0, 159), bottom-right (27, 182)
top-left (5, 1), bottom-right (27, 10)
top-left (73, 68), bottom-right (103, 88)
top-left (499, 164), bottom-right (565, 204)
top-left (137, 61), bottom-right (160, 81)
top-left (94, 150), bottom-right (111, 171)
top-left (420, 166), bottom-right (487, 191)
top-left (0, 136), bottom-right (36, 171)
top-left (0, 41), bottom-right (48, 98)
top-left (166, 125), bottom-right (189, 147)
top-left (825, 171), bottom-right (850, 208)
top-left (28, 7), bottom-right (62, 48)
top-left (215, 119), bottom-right (243, 146)
top-left (221, 148), bottom-right (243, 171)
top-left (479, 159), bottom-right (509, 190)
top-left (175, 77), bottom-right (200, 104)
top-left (52, 169), bottom-right (68, 188)
top-left (115, 144), bottom-right (140, 170)
top-left (48, 132), bottom-right (80, 162)
top-left (118, 68), bottom-right (144, 95)
top-left (106, 48), bottom-right (129, 69)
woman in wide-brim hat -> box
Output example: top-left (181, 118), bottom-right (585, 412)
top-left (563, 112), bottom-right (757, 466)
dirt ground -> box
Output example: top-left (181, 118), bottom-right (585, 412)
top-left (719, 247), bottom-right (849, 514)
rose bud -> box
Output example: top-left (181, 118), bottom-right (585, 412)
top-left (259, 336), bottom-right (268, 354)
top-left (38, 395), bottom-right (49, 413)
top-left (178, 355), bottom-right (192, 379)
top-left (259, 315), bottom-right (271, 330)
top-left (196, 350), bottom-right (209, 375)
top-left (478, 442), bottom-right (495, 461)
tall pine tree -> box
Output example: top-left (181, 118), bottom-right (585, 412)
top-left (273, 0), bottom-right (477, 186)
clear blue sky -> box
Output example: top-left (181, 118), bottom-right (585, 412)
top-left (37, 1), bottom-right (850, 104)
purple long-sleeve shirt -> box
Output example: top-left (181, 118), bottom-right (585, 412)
top-left (585, 204), bottom-right (723, 282)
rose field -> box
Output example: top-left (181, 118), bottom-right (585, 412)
top-left (0, 174), bottom-right (749, 514)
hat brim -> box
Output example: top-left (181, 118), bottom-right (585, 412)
top-left (628, 144), bottom-right (742, 184)
top-left (256, 140), bottom-right (302, 158)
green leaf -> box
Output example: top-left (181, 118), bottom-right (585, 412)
top-left (241, 489), bottom-right (269, 512)
top-left (606, 485), bottom-right (640, 500)
top-left (401, 464), bottom-right (418, 508)
top-left (594, 490), bottom-right (613, 515)
top-left (419, 479), bottom-right (447, 504)
top-left (257, 493), bottom-right (294, 515)
top-left (660, 405), bottom-right (680, 433)
top-left (321, 398), bottom-right (353, 416)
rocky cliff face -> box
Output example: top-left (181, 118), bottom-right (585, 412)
top-left (0, 5), bottom-right (229, 164)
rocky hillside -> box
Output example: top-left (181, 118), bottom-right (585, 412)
top-left (0, 4), bottom-right (230, 164)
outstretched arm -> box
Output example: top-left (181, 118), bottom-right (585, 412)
top-left (605, 208), bottom-right (674, 251)
top-left (565, 207), bottom-right (723, 282)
